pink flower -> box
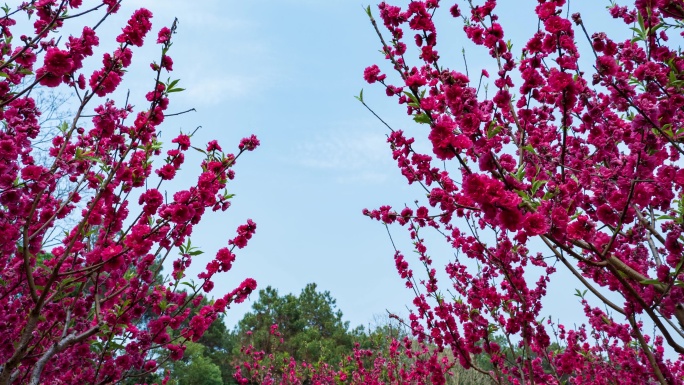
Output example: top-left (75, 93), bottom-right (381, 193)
top-left (116, 8), bottom-right (153, 47)
top-left (44, 48), bottom-right (74, 77)
top-left (213, 298), bottom-right (227, 312)
top-left (139, 189), bottom-right (163, 215)
top-left (36, 67), bottom-right (63, 87)
top-left (163, 203), bottom-right (194, 224)
top-left (662, 0), bottom-right (684, 19)
top-left (157, 27), bottom-right (172, 44)
top-left (206, 140), bottom-right (222, 152)
top-left (239, 135), bottom-right (260, 151)
top-left (452, 134), bottom-right (472, 150)
top-left (172, 134), bottom-right (191, 150)
top-left (567, 215), bottom-right (594, 241)
top-left (68, 27), bottom-right (99, 68)
top-left (156, 164), bottom-right (176, 180)
top-left (523, 213), bottom-right (548, 236)
top-left (596, 55), bottom-right (619, 76)
top-left (449, 5), bottom-right (461, 17)
top-left (535, 2), bottom-right (557, 19)
top-left (0, 140), bottom-right (15, 157)
top-left (21, 165), bottom-right (45, 180)
top-left (229, 278), bottom-right (257, 304)
top-left (363, 65), bottom-right (386, 84)
top-left (416, 206), bottom-right (429, 219)
top-left (665, 231), bottom-right (682, 256)
top-left (203, 280), bottom-right (214, 292)
top-left (498, 207), bottom-right (523, 232)
top-left (77, 74), bottom-right (86, 89)
top-left (405, 72), bottom-right (426, 88)
top-left (544, 16), bottom-right (571, 34)
top-left (144, 360), bottom-right (157, 371)
top-left (167, 344), bottom-right (186, 361)
top-left (89, 69), bottom-right (121, 96)
top-left (429, 116), bottom-right (460, 160)
top-left (161, 55), bottom-right (173, 71)
top-left (596, 204), bottom-right (618, 226)
top-left (113, 47), bottom-right (133, 67)
top-left (13, 47), bottom-right (36, 67)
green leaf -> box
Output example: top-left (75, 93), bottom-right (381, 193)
top-left (521, 144), bottom-right (537, 155)
top-left (190, 146), bottom-right (207, 155)
top-left (355, 89), bottom-right (364, 102)
top-left (513, 164), bottom-right (525, 181)
top-left (530, 179), bottom-right (547, 195)
top-left (487, 124), bottom-right (502, 139)
top-left (90, 341), bottom-right (104, 354)
top-left (675, 258), bottom-right (684, 275)
top-left (167, 87), bottom-right (185, 93)
top-left (676, 126), bottom-right (684, 136)
top-left (403, 91), bottom-right (419, 105)
top-left (58, 121), bottom-right (69, 134)
top-left (413, 113), bottom-right (431, 124)
top-left (640, 279), bottom-right (661, 285)
top-left (515, 190), bottom-right (529, 201)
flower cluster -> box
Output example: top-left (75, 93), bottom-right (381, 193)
top-left (0, 3), bottom-right (258, 385)
top-left (361, 0), bottom-right (684, 383)
top-left (234, 330), bottom-right (454, 385)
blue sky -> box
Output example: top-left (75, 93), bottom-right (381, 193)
top-left (150, 0), bottom-right (427, 328)
top-left (127, 0), bottom-right (631, 329)
top-left (40, 1), bottom-right (636, 331)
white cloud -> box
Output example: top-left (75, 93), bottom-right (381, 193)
top-left (181, 75), bottom-right (264, 105)
top-left (297, 131), bottom-right (388, 169)
top-left (293, 128), bottom-right (393, 184)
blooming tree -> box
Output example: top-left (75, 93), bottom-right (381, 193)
top-left (359, 0), bottom-right (684, 384)
top-left (0, 1), bottom-right (258, 384)
top-left (234, 322), bottom-right (459, 385)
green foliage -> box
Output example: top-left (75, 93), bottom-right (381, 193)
top-left (233, 283), bottom-right (355, 365)
top-left (444, 367), bottom-right (496, 385)
top-left (167, 342), bottom-right (223, 385)
top-left (196, 310), bottom-right (236, 384)
top-left (468, 334), bottom-right (567, 384)
top-left (142, 284), bottom-right (536, 385)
